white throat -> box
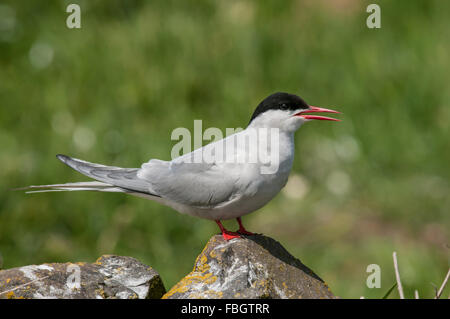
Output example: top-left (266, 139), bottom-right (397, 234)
top-left (247, 109), bottom-right (305, 133)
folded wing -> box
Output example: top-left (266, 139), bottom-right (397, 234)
top-left (137, 158), bottom-right (239, 207)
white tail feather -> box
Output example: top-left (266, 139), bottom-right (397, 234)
top-left (18, 181), bottom-right (128, 194)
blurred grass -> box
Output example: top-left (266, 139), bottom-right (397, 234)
top-left (0, 0), bottom-right (449, 298)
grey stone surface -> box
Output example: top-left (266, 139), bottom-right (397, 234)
top-left (0, 255), bottom-right (165, 299)
top-left (163, 234), bottom-right (336, 299)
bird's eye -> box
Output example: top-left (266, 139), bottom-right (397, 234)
top-left (280, 103), bottom-right (288, 110)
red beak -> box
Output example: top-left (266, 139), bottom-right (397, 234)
top-left (294, 106), bottom-right (341, 121)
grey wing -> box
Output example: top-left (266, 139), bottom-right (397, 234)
top-left (57, 154), bottom-right (159, 196)
top-left (137, 159), bottom-right (239, 207)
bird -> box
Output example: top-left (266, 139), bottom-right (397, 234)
top-left (20, 92), bottom-right (340, 240)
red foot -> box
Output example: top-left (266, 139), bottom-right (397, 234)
top-left (222, 230), bottom-right (242, 240)
top-left (215, 220), bottom-right (242, 241)
top-left (236, 217), bottom-right (255, 236)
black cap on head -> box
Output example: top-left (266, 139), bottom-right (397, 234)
top-left (248, 92), bottom-right (309, 124)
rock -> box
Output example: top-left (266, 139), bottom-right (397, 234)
top-left (163, 234), bottom-right (336, 299)
top-left (0, 255), bottom-right (165, 299)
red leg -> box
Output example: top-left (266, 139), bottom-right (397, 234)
top-left (236, 217), bottom-right (255, 235)
top-left (215, 220), bottom-right (241, 240)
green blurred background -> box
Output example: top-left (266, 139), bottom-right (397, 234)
top-left (0, 0), bottom-right (448, 298)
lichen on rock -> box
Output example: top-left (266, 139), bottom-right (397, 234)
top-left (0, 255), bottom-right (165, 299)
top-left (163, 234), bottom-right (336, 299)
top-left (0, 234), bottom-right (335, 299)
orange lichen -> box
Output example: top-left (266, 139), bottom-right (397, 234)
top-left (162, 268), bottom-right (218, 299)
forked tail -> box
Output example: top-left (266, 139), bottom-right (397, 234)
top-left (16, 154), bottom-right (160, 197)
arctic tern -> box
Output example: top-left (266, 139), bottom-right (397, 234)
top-left (21, 92), bottom-right (340, 240)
